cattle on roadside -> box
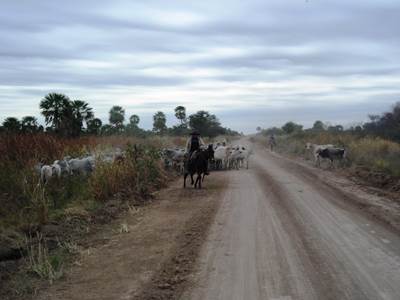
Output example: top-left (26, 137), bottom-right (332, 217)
top-left (229, 145), bottom-right (251, 169)
top-left (305, 143), bottom-right (335, 166)
top-left (316, 147), bottom-right (346, 168)
top-left (213, 146), bottom-right (229, 170)
top-left (68, 157), bottom-right (94, 175)
top-left (54, 159), bottom-right (71, 175)
top-left (161, 148), bottom-right (186, 174)
top-left (40, 163), bottom-right (61, 184)
top-left (227, 147), bottom-right (242, 170)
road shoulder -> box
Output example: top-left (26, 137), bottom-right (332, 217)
top-left (37, 173), bottom-right (228, 300)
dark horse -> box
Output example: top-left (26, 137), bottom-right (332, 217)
top-left (184, 144), bottom-right (214, 189)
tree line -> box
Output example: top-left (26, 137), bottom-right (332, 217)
top-left (0, 93), bottom-right (239, 138)
top-left (257, 102), bottom-right (400, 143)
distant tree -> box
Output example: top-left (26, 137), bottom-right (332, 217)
top-left (153, 111), bottom-right (167, 134)
top-left (353, 125), bottom-right (363, 133)
top-left (262, 126), bottom-right (284, 136)
top-left (188, 110), bottom-right (224, 138)
top-left (282, 121), bottom-right (303, 134)
top-left (40, 93), bottom-right (71, 135)
top-left (125, 114), bottom-right (141, 136)
top-left (169, 124), bottom-right (189, 136)
top-left (312, 120), bottom-right (325, 131)
top-left (174, 106), bottom-right (187, 125)
top-left (2, 117), bottom-right (21, 132)
top-left (327, 125), bottom-right (344, 132)
top-left (87, 118), bottom-right (103, 135)
top-left (363, 102), bottom-right (400, 141)
top-left (256, 126), bottom-right (262, 132)
top-left (100, 124), bottom-right (114, 135)
top-left (109, 106), bottom-right (125, 130)
top-left (129, 114), bottom-right (140, 127)
top-left (70, 100), bottom-right (94, 136)
top-left (21, 116), bottom-right (39, 133)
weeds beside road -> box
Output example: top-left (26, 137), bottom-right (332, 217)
top-left (255, 132), bottom-right (400, 192)
top-left (0, 133), bottom-right (180, 299)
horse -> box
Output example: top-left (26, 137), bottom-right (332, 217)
top-left (184, 144), bottom-right (214, 189)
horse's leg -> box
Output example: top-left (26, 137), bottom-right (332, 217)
top-left (194, 173), bottom-right (200, 189)
top-left (184, 173), bottom-right (187, 188)
top-left (190, 173), bottom-right (194, 185)
top-left (194, 174), bottom-right (198, 188)
top-left (198, 173), bottom-right (202, 189)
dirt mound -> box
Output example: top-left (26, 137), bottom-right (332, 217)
top-left (352, 167), bottom-right (397, 189)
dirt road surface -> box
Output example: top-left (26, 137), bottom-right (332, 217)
top-left (35, 141), bottom-right (400, 300)
top-left (185, 144), bottom-right (400, 300)
top-left (37, 175), bottom-right (228, 300)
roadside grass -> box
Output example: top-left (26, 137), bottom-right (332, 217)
top-left (0, 133), bottom-right (174, 298)
top-left (0, 134), bottom-right (171, 228)
top-left (257, 131), bottom-right (400, 178)
top-left (25, 233), bottom-right (64, 285)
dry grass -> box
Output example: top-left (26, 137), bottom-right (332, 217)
top-left (25, 232), bottom-right (64, 284)
top-left (0, 134), bottom-right (171, 229)
top-left (258, 132), bottom-right (400, 177)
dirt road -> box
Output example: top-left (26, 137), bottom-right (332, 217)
top-left (185, 146), bottom-right (400, 300)
top-left (35, 142), bottom-right (400, 300)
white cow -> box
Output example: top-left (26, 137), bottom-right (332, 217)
top-left (40, 163), bottom-right (61, 183)
top-left (68, 157), bottom-right (94, 175)
top-left (54, 159), bottom-right (71, 175)
top-left (232, 145), bottom-right (251, 169)
top-left (214, 146), bottom-right (229, 170)
top-left (162, 148), bottom-right (186, 173)
top-left (227, 147), bottom-right (242, 170)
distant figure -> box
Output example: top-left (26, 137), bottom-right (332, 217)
top-left (268, 134), bottom-right (276, 151)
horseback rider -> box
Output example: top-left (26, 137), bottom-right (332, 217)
top-left (268, 134), bottom-right (276, 151)
top-left (185, 131), bottom-right (209, 175)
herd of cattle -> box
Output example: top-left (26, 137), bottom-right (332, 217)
top-left (34, 149), bottom-right (125, 183)
top-left (34, 142), bottom-right (253, 184)
top-left (161, 142), bottom-right (253, 174)
top-left (33, 140), bottom-right (346, 184)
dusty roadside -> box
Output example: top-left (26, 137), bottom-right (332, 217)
top-left (253, 139), bottom-right (400, 233)
top-left (35, 172), bottom-right (227, 300)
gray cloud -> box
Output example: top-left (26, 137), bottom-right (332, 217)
top-left (0, 0), bottom-right (400, 133)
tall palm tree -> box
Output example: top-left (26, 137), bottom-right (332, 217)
top-left (174, 106), bottom-right (186, 125)
top-left (129, 114), bottom-right (140, 127)
top-left (40, 93), bottom-right (71, 134)
top-left (153, 111), bottom-right (167, 134)
top-left (109, 106), bottom-right (125, 132)
top-left (70, 100), bottom-right (94, 136)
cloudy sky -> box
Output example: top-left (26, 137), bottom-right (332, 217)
top-left (1, 0), bottom-right (400, 133)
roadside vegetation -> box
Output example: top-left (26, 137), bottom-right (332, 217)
top-left (0, 93), bottom-right (239, 299)
top-left (256, 102), bottom-right (400, 189)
